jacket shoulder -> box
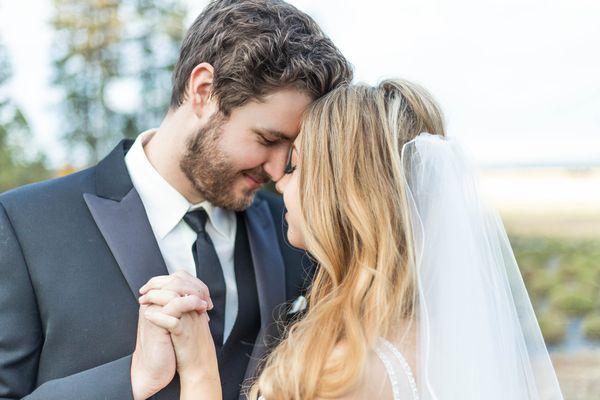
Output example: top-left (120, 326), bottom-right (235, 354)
top-left (256, 189), bottom-right (284, 213)
top-left (0, 168), bottom-right (94, 213)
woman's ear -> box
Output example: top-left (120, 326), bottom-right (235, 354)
top-left (188, 62), bottom-right (217, 119)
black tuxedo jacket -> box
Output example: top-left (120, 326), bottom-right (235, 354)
top-left (0, 140), bottom-right (311, 399)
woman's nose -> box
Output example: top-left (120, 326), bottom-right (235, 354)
top-left (275, 174), bottom-right (289, 195)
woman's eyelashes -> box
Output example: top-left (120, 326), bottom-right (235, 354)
top-left (284, 163), bottom-right (296, 174)
top-left (284, 147), bottom-right (297, 174)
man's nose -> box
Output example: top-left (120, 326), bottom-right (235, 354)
top-left (264, 148), bottom-right (289, 182)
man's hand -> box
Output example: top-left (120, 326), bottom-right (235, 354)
top-left (139, 271), bottom-right (213, 310)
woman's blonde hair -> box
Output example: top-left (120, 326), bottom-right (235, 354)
top-left (249, 79), bottom-right (445, 399)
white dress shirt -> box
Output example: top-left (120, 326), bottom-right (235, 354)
top-left (125, 129), bottom-right (238, 341)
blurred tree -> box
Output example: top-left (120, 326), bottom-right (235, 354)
top-left (122, 0), bottom-right (187, 134)
top-left (51, 0), bottom-right (124, 164)
top-left (51, 0), bottom-right (187, 165)
top-left (0, 42), bottom-right (50, 193)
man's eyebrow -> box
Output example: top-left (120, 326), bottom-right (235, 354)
top-left (252, 128), bottom-right (294, 142)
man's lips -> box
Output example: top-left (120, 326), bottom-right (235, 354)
top-left (243, 173), bottom-right (267, 187)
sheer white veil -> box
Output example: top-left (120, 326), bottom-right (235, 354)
top-left (394, 133), bottom-right (564, 399)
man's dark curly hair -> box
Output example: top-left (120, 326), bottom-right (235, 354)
top-left (170, 0), bottom-right (353, 115)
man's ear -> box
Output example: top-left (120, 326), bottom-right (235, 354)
top-left (188, 62), bottom-right (217, 119)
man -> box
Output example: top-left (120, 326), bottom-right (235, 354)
top-left (0, 1), bottom-right (352, 399)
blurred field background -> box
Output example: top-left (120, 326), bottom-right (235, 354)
top-left (0, 0), bottom-right (598, 398)
top-left (481, 167), bottom-right (600, 398)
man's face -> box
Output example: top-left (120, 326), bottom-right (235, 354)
top-left (180, 87), bottom-right (313, 211)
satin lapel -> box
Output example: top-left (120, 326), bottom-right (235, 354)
top-left (84, 188), bottom-right (168, 300)
top-left (242, 197), bottom-right (287, 384)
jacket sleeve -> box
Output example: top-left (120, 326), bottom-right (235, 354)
top-left (0, 203), bottom-right (135, 400)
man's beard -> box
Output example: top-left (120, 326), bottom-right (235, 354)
top-left (180, 113), bottom-right (269, 211)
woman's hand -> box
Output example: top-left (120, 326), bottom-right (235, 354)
top-left (139, 272), bottom-right (222, 399)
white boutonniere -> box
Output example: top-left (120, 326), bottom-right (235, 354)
top-left (287, 295), bottom-right (307, 315)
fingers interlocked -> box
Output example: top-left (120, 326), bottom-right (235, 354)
top-left (139, 270), bottom-right (212, 335)
top-left (139, 270), bottom-right (214, 310)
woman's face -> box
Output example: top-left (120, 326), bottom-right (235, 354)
top-left (275, 135), bottom-right (306, 250)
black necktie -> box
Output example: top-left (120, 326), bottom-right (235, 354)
top-left (183, 209), bottom-right (226, 350)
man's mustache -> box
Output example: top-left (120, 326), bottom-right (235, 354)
top-left (242, 168), bottom-right (270, 185)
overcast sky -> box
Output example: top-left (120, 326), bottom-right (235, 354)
top-left (1, 0), bottom-right (599, 167)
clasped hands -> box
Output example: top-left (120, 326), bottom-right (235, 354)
top-left (131, 270), bottom-right (220, 400)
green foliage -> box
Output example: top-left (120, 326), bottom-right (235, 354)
top-left (512, 235), bottom-right (600, 345)
top-left (537, 312), bottom-right (568, 345)
top-left (121, 0), bottom-right (187, 135)
top-left (51, 0), bottom-right (187, 164)
top-left (51, 0), bottom-right (124, 163)
top-left (2, 1), bottom-right (187, 189)
top-left (549, 284), bottom-right (596, 317)
top-left (527, 270), bottom-right (557, 298)
top-left (582, 314), bottom-right (600, 341)
top-left (0, 42), bottom-right (50, 192)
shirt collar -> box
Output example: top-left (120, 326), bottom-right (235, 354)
top-left (125, 129), bottom-right (235, 241)
top-left (189, 201), bottom-right (236, 239)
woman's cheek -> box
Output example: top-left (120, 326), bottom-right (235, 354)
top-left (289, 174), bottom-right (308, 249)
top-left (287, 221), bottom-right (306, 250)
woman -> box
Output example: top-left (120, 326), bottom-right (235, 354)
top-left (140, 79), bottom-right (564, 399)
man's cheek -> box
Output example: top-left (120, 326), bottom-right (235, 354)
top-left (240, 153), bottom-right (269, 171)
